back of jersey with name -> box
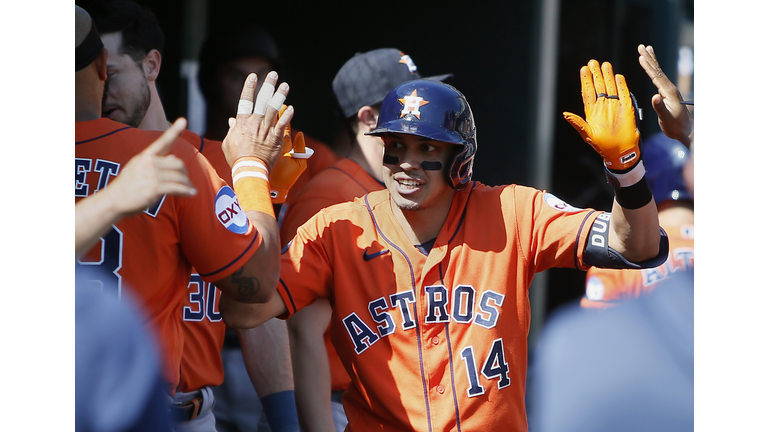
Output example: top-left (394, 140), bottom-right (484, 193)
top-left (75, 118), bottom-right (260, 390)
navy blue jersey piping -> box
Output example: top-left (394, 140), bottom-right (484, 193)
top-left (75, 126), bottom-right (131, 145)
top-left (440, 262), bottom-right (463, 431)
top-left (199, 231), bottom-right (260, 278)
top-left (279, 278), bottom-right (297, 314)
top-left (196, 134), bottom-right (205, 153)
top-left (364, 194), bottom-right (433, 432)
top-left (574, 210), bottom-right (597, 268)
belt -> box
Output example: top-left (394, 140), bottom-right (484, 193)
top-left (169, 393), bottom-right (204, 422)
top-left (331, 390), bottom-right (344, 404)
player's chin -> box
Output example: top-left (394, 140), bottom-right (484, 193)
top-left (391, 194), bottom-right (422, 212)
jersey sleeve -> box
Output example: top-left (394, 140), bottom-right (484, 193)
top-left (276, 210), bottom-right (335, 317)
top-left (176, 149), bottom-right (261, 282)
top-left (514, 187), bottom-right (602, 272)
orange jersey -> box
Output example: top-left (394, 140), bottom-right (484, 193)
top-left (277, 183), bottom-right (603, 432)
top-left (581, 223), bottom-right (694, 309)
top-left (176, 130), bottom-right (229, 392)
top-left (280, 157), bottom-right (385, 391)
top-left (75, 119), bottom-right (260, 391)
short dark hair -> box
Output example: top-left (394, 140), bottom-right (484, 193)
top-left (86, 0), bottom-right (165, 64)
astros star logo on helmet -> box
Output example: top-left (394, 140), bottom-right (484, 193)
top-left (399, 90), bottom-right (429, 119)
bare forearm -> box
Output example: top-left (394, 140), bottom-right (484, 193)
top-left (608, 198), bottom-right (661, 262)
top-left (220, 289), bottom-right (288, 329)
top-left (288, 301), bottom-right (336, 432)
top-left (238, 319), bottom-right (294, 396)
top-left (75, 191), bottom-right (124, 259)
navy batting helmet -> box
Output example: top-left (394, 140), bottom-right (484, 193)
top-left (366, 80), bottom-right (477, 190)
top-left (642, 132), bottom-right (692, 205)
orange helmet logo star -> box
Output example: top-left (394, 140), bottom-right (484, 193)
top-left (399, 90), bottom-right (429, 119)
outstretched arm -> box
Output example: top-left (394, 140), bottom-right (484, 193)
top-left (211, 72), bottom-right (294, 304)
top-left (75, 119), bottom-right (196, 259)
top-left (564, 60), bottom-right (660, 262)
top-left (238, 319), bottom-right (301, 432)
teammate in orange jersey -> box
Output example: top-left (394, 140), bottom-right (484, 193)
top-left (282, 48), bottom-right (450, 432)
top-left (87, 1), bottom-right (304, 430)
top-left (76, 4), bottom-right (294, 429)
top-left (219, 59), bottom-right (669, 431)
top-left (581, 44), bottom-right (694, 309)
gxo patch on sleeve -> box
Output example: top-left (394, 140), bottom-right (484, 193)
top-left (543, 193), bottom-right (582, 213)
top-left (215, 186), bottom-right (249, 234)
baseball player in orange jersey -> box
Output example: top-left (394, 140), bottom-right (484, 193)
top-left (283, 48), bottom-right (450, 432)
top-left (89, 2), bottom-right (306, 429)
top-left (76, 4), bottom-right (296, 427)
top-left (220, 60), bottom-right (670, 431)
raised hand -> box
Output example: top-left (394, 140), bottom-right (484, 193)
top-left (563, 60), bottom-right (641, 172)
top-left (222, 71), bottom-right (294, 171)
top-left (638, 44), bottom-right (693, 147)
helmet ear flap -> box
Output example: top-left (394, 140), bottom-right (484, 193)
top-left (448, 140), bottom-right (476, 190)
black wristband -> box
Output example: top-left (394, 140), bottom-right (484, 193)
top-left (614, 176), bottom-right (653, 209)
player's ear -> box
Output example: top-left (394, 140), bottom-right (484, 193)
top-left (358, 106), bottom-right (379, 131)
top-left (143, 49), bottom-right (162, 82)
top-left (96, 48), bottom-right (108, 81)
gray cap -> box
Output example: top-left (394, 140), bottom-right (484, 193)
top-left (332, 48), bottom-right (451, 119)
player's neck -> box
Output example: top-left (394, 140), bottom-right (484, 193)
top-left (138, 85), bottom-right (170, 131)
top-left (390, 193), bottom-right (454, 246)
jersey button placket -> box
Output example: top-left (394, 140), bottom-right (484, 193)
top-left (431, 336), bottom-right (439, 345)
top-left (436, 385), bottom-right (445, 394)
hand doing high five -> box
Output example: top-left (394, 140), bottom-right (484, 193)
top-left (563, 60), bottom-right (641, 172)
top-left (638, 44), bottom-right (693, 148)
top-left (222, 71), bottom-right (294, 171)
top-left (223, 71), bottom-right (294, 217)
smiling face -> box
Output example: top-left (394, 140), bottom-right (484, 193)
top-left (382, 133), bottom-right (457, 213)
top-left (100, 32), bottom-right (151, 128)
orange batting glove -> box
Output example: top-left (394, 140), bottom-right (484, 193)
top-left (563, 60), bottom-right (641, 172)
top-left (268, 106), bottom-right (313, 203)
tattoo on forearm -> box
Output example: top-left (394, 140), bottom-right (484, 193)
top-left (231, 268), bottom-right (261, 301)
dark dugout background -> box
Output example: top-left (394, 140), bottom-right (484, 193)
top-left (79, 0), bottom-right (693, 354)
